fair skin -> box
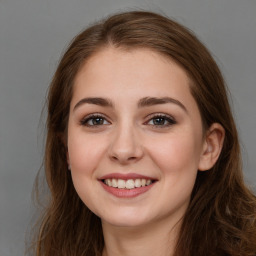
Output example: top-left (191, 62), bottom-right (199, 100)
top-left (67, 47), bottom-right (224, 256)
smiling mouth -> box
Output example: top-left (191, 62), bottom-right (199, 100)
top-left (102, 178), bottom-right (156, 189)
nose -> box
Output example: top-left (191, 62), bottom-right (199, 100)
top-left (108, 124), bottom-right (144, 165)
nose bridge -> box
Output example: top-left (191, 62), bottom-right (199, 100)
top-left (108, 119), bottom-right (143, 164)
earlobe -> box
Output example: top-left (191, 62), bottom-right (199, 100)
top-left (198, 123), bottom-right (225, 171)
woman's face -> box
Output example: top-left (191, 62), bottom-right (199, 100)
top-left (67, 47), bottom-right (207, 228)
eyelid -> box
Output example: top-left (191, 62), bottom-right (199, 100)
top-left (80, 113), bottom-right (111, 126)
top-left (79, 112), bottom-right (176, 128)
top-left (144, 113), bottom-right (176, 127)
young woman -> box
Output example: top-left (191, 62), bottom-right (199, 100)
top-left (32, 11), bottom-right (256, 256)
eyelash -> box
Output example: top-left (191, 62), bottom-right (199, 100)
top-left (145, 113), bottom-right (176, 128)
top-left (80, 114), bottom-right (109, 127)
top-left (80, 113), bottom-right (176, 128)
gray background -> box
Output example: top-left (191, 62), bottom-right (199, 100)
top-left (0, 0), bottom-right (255, 255)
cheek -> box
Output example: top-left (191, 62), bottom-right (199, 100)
top-left (146, 130), bottom-right (202, 184)
top-left (67, 131), bottom-right (106, 214)
top-left (67, 130), bottom-right (106, 175)
top-left (138, 132), bottom-right (201, 220)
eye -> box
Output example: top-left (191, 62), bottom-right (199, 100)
top-left (146, 114), bottom-right (176, 127)
top-left (80, 114), bottom-right (110, 127)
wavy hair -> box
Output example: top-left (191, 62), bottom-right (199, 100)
top-left (30, 11), bottom-right (256, 256)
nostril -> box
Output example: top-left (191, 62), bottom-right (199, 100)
top-left (128, 156), bottom-right (137, 160)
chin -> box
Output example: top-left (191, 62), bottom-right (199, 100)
top-left (104, 218), bottom-right (148, 228)
top-left (100, 210), bottom-right (152, 228)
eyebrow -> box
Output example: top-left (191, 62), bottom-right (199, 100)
top-left (138, 97), bottom-right (187, 113)
top-left (73, 97), bottom-right (114, 110)
top-left (73, 96), bottom-right (187, 113)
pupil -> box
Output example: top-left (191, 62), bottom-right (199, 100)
top-left (93, 118), bottom-right (103, 125)
top-left (153, 118), bottom-right (165, 125)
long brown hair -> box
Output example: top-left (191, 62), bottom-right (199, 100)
top-left (31, 11), bottom-right (256, 256)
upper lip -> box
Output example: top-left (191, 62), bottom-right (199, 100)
top-left (99, 173), bottom-right (157, 181)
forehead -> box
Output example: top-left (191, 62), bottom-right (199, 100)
top-left (73, 47), bottom-right (192, 96)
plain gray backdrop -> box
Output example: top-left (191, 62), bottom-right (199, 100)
top-left (0, 0), bottom-right (255, 255)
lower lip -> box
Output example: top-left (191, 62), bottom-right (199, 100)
top-left (100, 181), bottom-right (155, 198)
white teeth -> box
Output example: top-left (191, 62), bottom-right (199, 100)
top-left (105, 179), bottom-right (112, 186)
top-left (146, 180), bottom-right (152, 185)
top-left (117, 179), bottom-right (126, 189)
top-left (104, 178), bottom-right (154, 189)
top-left (112, 178), bottom-right (118, 188)
top-left (126, 179), bottom-right (135, 189)
top-left (134, 179), bottom-right (141, 187)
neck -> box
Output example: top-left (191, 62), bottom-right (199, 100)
top-left (102, 217), bottom-right (182, 256)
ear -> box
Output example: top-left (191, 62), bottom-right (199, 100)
top-left (198, 123), bottom-right (225, 171)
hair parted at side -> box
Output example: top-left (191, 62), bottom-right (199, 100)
top-left (30, 10), bottom-right (256, 256)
